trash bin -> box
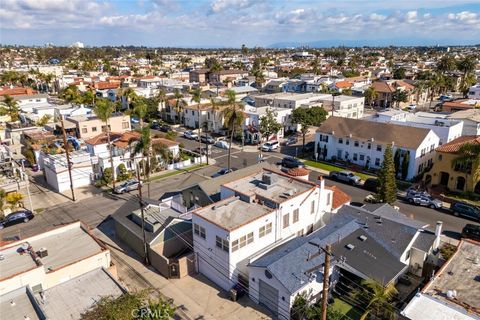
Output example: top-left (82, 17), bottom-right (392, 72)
top-left (230, 288), bottom-right (238, 301)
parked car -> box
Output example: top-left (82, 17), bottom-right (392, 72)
top-left (214, 140), bottom-right (229, 149)
top-left (364, 194), bottom-right (382, 204)
top-left (150, 122), bottom-right (161, 130)
top-left (363, 178), bottom-right (379, 192)
top-left (329, 171), bottom-right (362, 185)
top-left (194, 147), bottom-right (211, 156)
top-left (131, 117), bottom-right (140, 124)
top-left (0, 210), bottom-right (34, 230)
top-left (212, 167), bottom-right (237, 178)
top-left (114, 179), bottom-right (140, 194)
top-left (159, 124), bottom-right (172, 132)
top-left (406, 192), bottom-right (443, 209)
top-left (303, 141), bottom-right (315, 153)
top-left (439, 94), bottom-right (454, 102)
top-left (450, 202), bottom-right (480, 222)
top-left (279, 157), bottom-right (305, 169)
top-left (283, 136), bottom-right (297, 146)
top-left (407, 104), bottom-right (417, 110)
top-left (261, 141), bottom-right (279, 152)
top-left (183, 131), bottom-right (199, 140)
top-left (200, 135), bottom-right (215, 144)
top-left (461, 224), bottom-right (480, 241)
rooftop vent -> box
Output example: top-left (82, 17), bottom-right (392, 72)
top-left (37, 248), bottom-right (48, 258)
top-left (345, 244), bottom-right (355, 250)
top-left (358, 235), bottom-right (367, 241)
top-left (262, 172), bottom-right (276, 185)
top-left (258, 182), bottom-right (272, 190)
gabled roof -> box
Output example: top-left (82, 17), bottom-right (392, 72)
top-left (316, 117), bottom-right (433, 150)
top-left (85, 132), bottom-right (122, 146)
top-left (326, 185), bottom-right (352, 210)
top-left (436, 135), bottom-right (480, 153)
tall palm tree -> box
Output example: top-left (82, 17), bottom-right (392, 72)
top-left (0, 94), bottom-right (21, 122)
top-left (152, 142), bottom-right (171, 170)
top-left (190, 88), bottom-right (203, 162)
top-left (155, 89), bottom-right (167, 120)
top-left (94, 99), bottom-right (116, 188)
top-left (132, 126), bottom-right (153, 197)
top-left (210, 97), bottom-right (221, 133)
top-left (222, 90), bottom-right (244, 171)
top-left (363, 86), bottom-right (378, 107)
top-left (119, 87), bottom-right (137, 110)
top-left (133, 98), bottom-right (148, 128)
top-left (173, 89), bottom-right (186, 124)
top-left (352, 279), bottom-right (398, 320)
top-left (452, 142), bottom-right (480, 191)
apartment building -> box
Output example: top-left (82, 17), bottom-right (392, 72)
top-left (62, 113), bottom-right (131, 140)
top-left (315, 117), bottom-right (440, 180)
top-left (191, 169), bottom-right (334, 292)
top-left (243, 106), bottom-right (292, 143)
top-left (254, 93), bottom-right (328, 109)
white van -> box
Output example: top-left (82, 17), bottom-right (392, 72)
top-left (261, 141), bottom-right (279, 152)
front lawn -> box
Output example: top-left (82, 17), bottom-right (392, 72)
top-left (304, 160), bottom-right (376, 181)
top-left (330, 297), bottom-right (363, 320)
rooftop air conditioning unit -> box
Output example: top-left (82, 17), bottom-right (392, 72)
top-left (345, 244), bottom-right (355, 250)
top-left (358, 235), bottom-right (367, 241)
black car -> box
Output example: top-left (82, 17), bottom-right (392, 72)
top-left (0, 210), bottom-right (34, 229)
top-left (159, 124), bottom-right (172, 132)
top-left (150, 122), bottom-right (161, 130)
top-left (461, 224), bottom-right (480, 242)
top-left (363, 178), bottom-right (379, 192)
top-left (200, 135), bottom-right (215, 144)
top-left (280, 157), bottom-right (305, 169)
top-left (212, 167), bottom-right (237, 178)
top-left (450, 202), bottom-right (480, 222)
top-left (303, 141), bottom-right (315, 153)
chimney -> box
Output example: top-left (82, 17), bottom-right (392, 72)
top-left (317, 176), bottom-right (325, 191)
top-left (433, 221), bottom-right (442, 251)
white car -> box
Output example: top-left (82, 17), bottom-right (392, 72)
top-left (407, 104), bottom-right (416, 110)
top-left (183, 131), bottom-right (199, 140)
top-left (261, 141), bottom-right (279, 152)
top-left (214, 140), bottom-right (229, 149)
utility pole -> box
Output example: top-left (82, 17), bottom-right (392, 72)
top-left (59, 117), bottom-right (76, 201)
top-left (321, 244), bottom-right (332, 320)
top-left (21, 161), bottom-right (33, 212)
top-left (136, 162), bottom-right (149, 265)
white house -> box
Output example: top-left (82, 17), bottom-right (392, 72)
top-left (54, 104), bottom-right (92, 120)
top-left (14, 94), bottom-right (50, 113)
top-left (314, 117), bottom-right (440, 180)
top-left (467, 83), bottom-right (480, 99)
top-left (317, 95), bottom-right (365, 119)
top-left (243, 106), bottom-right (292, 143)
top-left (191, 169), bottom-right (333, 294)
top-left (254, 93), bottom-right (328, 110)
top-left (41, 150), bottom-right (95, 192)
top-left (366, 110), bottom-right (464, 145)
top-left (448, 109), bottom-right (480, 136)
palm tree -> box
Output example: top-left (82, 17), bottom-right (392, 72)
top-left (363, 86), bottom-right (378, 107)
top-left (352, 279), bottom-right (398, 320)
top-left (452, 142), bottom-right (480, 191)
top-left (62, 85), bottom-right (81, 104)
top-left (210, 97), bottom-right (221, 133)
top-left (190, 88), bottom-right (203, 162)
top-left (133, 98), bottom-right (148, 128)
top-left (414, 80), bottom-right (428, 107)
top-left (155, 89), bottom-right (167, 120)
top-left (132, 126), bottom-right (153, 197)
top-left (119, 87), bottom-right (137, 110)
top-left (0, 94), bottom-right (21, 122)
top-left (173, 89), bottom-right (186, 124)
top-left (222, 90), bottom-right (244, 171)
top-left (94, 99), bottom-right (116, 188)
top-left (152, 142), bottom-right (171, 170)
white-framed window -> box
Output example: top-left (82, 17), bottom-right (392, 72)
top-left (247, 232), bottom-right (254, 244)
top-left (216, 236), bottom-right (229, 252)
top-left (232, 239), bottom-right (239, 252)
top-left (311, 200), bottom-right (315, 214)
top-left (375, 158), bottom-right (381, 166)
top-left (240, 235), bottom-right (247, 248)
top-left (193, 223), bottom-right (206, 239)
top-left (283, 213), bottom-right (290, 228)
top-left (122, 121), bottom-right (129, 129)
top-left (293, 209), bottom-right (299, 223)
top-left (259, 222), bottom-right (273, 238)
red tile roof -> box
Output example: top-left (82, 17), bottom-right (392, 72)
top-left (326, 185), bottom-right (352, 210)
top-left (335, 80), bottom-right (353, 89)
top-left (85, 132), bottom-right (122, 146)
top-left (436, 136), bottom-right (480, 153)
top-left (113, 131), bottom-right (141, 149)
top-left (93, 81), bottom-right (120, 90)
top-left (0, 86), bottom-right (36, 96)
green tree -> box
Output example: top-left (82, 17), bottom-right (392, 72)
top-left (291, 107), bottom-right (327, 150)
top-left (436, 54), bottom-right (457, 73)
top-left (352, 279), bottom-right (398, 320)
top-left (394, 149), bottom-right (401, 176)
top-left (401, 151), bottom-right (410, 181)
top-left (36, 114), bottom-right (52, 127)
top-left (81, 89), bottom-right (95, 106)
top-left (62, 85), bottom-right (81, 104)
top-left (94, 99), bottom-right (116, 188)
top-left (259, 108), bottom-right (282, 141)
top-left (222, 90), bottom-right (244, 170)
top-left (363, 86), bottom-right (378, 107)
top-left (0, 189), bottom-right (5, 214)
top-left (152, 142), bottom-right (171, 170)
top-left (393, 67), bottom-right (406, 79)
top-left (392, 89), bottom-right (408, 108)
top-left (377, 144), bottom-right (397, 204)
top-left (0, 94), bottom-right (21, 122)
top-left (173, 89), bottom-right (186, 124)
top-left (80, 290), bottom-right (175, 320)
top-left (133, 98), bottom-right (148, 128)
top-left (452, 142), bottom-right (480, 191)
top-left (132, 126), bottom-right (153, 197)
top-left (118, 87), bottom-right (137, 110)
top-left (117, 163), bottom-right (130, 181)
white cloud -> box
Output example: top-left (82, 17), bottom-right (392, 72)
top-left (209, 0), bottom-right (260, 14)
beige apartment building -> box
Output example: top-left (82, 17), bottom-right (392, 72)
top-left (62, 113), bottom-right (131, 139)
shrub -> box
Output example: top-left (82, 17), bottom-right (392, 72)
top-left (440, 243), bottom-right (457, 260)
top-left (117, 163), bottom-right (130, 181)
top-left (6, 192), bottom-right (24, 208)
top-left (102, 167), bottom-right (113, 184)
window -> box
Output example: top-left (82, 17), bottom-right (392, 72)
top-left (353, 153), bottom-right (358, 161)
top-left (91, 127), bottom-right (97, 132)
top-left (232, 240), bottom-right (239, 252)
top-left (376, 145), bottom-right (382, 152)
top-left (367, 143), bottom-right (371, 150)
top-left (311, 200), bottom-right (315, 214)
top-left (122, 121), bottom-right (129, 129)
top-left (247, 232), bottom-right (254, 244)
top-left (438, 154), bottom-right (443, 161)
top-left (326, 193), bottom-right (331, 206)
top-left (193, 224), bottom-right (206, 239)
top-left (297, 229), bottom-right (304, 237)
top-left (359, 154), bottom-right (365, 161)
top-left (102, 125), bottom-right (111, 132)
top-left (216, 236), bottom-right (229, 252)
top-left (283, 213), bottom-right (289, 228)
top-left (259, 222), bottom-right (272, 238)
top-left (375, 158), bottom-right (381, 166)
top-left (338, 138), bottom-right (343, 144)
top-left (82, 128), bottom-right (88, 134)
top-left (239, 235), bottom-right (247, 248)
top-left (346, 139), bottom-right (350, 145)
top-left (293, 209), bottom-right (299, 223)
top-left (354, 141), bottom-right (359, 147)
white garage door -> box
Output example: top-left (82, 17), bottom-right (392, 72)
top-left (198, 254), bottom-right (231, 291)
top-left (259, 279), bottom-right (279, 317)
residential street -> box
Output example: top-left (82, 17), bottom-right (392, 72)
top-left (1, 135), bottom-right (477, 243)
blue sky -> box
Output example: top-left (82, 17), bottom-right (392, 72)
top-left (1, 0), bottom-right (479, 47)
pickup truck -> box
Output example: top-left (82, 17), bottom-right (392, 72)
top-left (329, 171), bottom-right (362, 185)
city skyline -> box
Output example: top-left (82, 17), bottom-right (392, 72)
top-left (1, 0), bottom-right (480, 47)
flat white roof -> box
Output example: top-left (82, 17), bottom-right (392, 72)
top-left (0, 287), bottom-right (44, 320)
top-left (402, 294), bottom-right (478, 320)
